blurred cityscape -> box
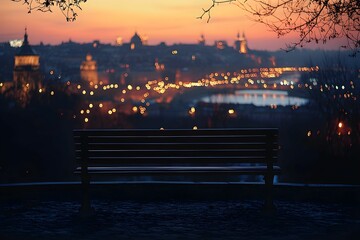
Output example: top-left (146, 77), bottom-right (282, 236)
top-left (0, 29), bottom-right (359, 184)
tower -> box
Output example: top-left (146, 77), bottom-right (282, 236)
top-left (13, 28), bottom-right (42, 106)
top-left (80, 54), bottom-right (98, 85)
top-left (234, 32), bottom-right (241, 52)
top-left (239, 32), bottom-right (248, 54)
top-left (234, 32), bottom-right (248, 54)
top-left (199, 34), bottom-right (206, 46)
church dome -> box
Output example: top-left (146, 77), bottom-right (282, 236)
top-left (130, 32), bottom-right (143, 46)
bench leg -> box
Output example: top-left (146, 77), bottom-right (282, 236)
top-left (263, 174), bottom-right (276, 212)
top-left (79, 178), bottom-right (94, 216)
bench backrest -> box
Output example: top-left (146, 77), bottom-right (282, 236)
top-left (74, 128), bottom-right (278, 167)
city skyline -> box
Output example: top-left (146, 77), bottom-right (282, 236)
top-left (0, 0), bottom-right (348, 50)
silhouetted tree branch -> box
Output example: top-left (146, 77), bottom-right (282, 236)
top-left (12, 0), bottom-right (87, 21)
top-left (198, 0), bottom-right (237, 23)
top-left (202, 0), bottom-right (360, 54)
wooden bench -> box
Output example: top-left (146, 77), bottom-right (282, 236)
top-left (74, 128), bottom-right (281, 212)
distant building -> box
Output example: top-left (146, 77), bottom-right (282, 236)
top-left (141, 34), bottom-right (149, 46)
top-left (13, 28), bottom-right (42, 106)
top-left (116, 36), bottom-right (123, 46)
top-left (199, 34), bottom-right (206, 46)
top-left (80, 53), bottom-right (98, 85)
top-left (214, 40), bottom-right (228, 50)
top-left (92, 40), bottom-right (100, 48)
top-left (130, 32), bottom-right (143, 50)
top-left (9, 39), bottom-right (23, 48)
top-left (234, 32), bottom-right (248, 54)
top-left (14, 29), bottom-right (40, 73)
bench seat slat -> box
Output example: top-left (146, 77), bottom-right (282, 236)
top-left (75, 143), bottom-right (278, 151)
top-left (74, 166), bottom-right (281, 175)
top-left (74, 136), bottom-right (273, 144)
top-left (75, 156), bottom-right (278, 165)
top-left (75, 150), bottom-right (277, 159)
top-left (74, 128), bottom-right (278, 136)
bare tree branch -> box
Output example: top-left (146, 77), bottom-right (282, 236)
top-left (12, 0), bottom-right (87, 21)
top-left (198, 0), bottom-right (238, 23)
top-left (201, 0), bottom-right (360, 54)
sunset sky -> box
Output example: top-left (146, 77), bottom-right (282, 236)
top-left (0, 0), bottom-right (347, 50)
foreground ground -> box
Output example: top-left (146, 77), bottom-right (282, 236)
top-left (1, 199), bottom-right (360, 240)
top-left (1, 182), bottom-right (360, 239)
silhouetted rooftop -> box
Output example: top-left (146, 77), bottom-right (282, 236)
top-left (16, 29), bottom-right (38, 56)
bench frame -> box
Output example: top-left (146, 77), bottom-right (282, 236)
top-left (74, 128), bottom-right (281, 213)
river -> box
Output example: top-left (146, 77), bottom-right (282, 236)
top-left (196, 90), bottom-right (309, 107)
